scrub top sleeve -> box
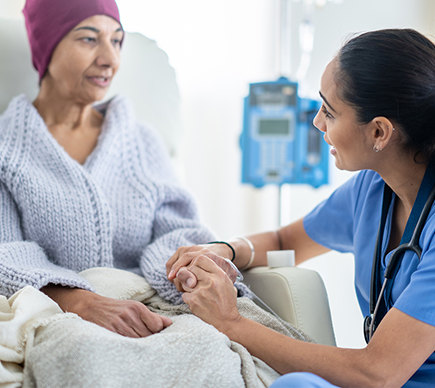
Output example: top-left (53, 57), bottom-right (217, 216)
top-left (303, 171), bottom-right (369, 253)
top-left (394, 230), bottom-right (435, 326)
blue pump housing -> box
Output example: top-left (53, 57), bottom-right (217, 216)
top-left (241, 77), bottom-right (329, 188)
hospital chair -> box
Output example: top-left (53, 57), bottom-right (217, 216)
top-left (0, 17), bottom-right (336, 347)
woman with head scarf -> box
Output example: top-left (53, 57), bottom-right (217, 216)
top-left (0, 0), bottom-right (251, 338)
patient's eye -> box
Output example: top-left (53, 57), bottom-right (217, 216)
top-left (112, 38), bottom-right (122, 47)
top-left (80, 37), bottom-right (97, 45)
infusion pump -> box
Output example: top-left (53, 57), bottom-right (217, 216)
top-left (240, 77), bottom-right (329, 188)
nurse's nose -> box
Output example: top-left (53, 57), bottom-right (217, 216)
top-left (313, 109), bottom-right (325, 133)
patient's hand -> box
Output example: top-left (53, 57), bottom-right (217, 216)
top-left (166, 244), bottom-right (238, 292)
top-left (41, 285), bottom-right (172, 338)
top-left (181, 256), bottom-right (241, 333)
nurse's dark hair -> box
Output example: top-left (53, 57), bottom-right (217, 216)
top-left (335, 28), bottom-right (435, 164)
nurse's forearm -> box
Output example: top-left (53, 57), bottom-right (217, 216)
top-left (229, 218), bottom-right (329, 269)
top-left (222, 317), bottom-right (397, 388)
top-left (228, 231), bottom-right (280, 269)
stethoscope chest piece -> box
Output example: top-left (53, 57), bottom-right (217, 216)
top-left (363, 315), bottom-right (372, 343)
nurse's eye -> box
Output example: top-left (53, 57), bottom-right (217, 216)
top-left (321, 105), bottom-right (334, 119)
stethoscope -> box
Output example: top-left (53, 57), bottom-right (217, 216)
top-left (364, 169), bottom-right (435, 343)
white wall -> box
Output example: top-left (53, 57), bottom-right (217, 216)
top-left (2, 0), bottom-right (434, 348)
top-left (0, 0), bottom-right (22, 18)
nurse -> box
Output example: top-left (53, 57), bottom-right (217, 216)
top-left (167, 29), bottom-right (435, 387)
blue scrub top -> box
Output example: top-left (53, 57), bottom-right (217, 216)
top-left (304, 170), bottom-right (435, 387)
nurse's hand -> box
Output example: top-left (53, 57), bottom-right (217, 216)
top-left (166, 244), bottom-right (239, 292)
top-left (180, 256), bottom-right (241, 332)
top-left (41, 285), bottom-right (172, 338)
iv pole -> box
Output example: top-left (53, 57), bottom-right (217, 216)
top-left (277, 0), bottom-right (317, 227)
top-left (278, 0), bottom-right (292, 227)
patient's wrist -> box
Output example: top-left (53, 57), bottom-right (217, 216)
top-left (41, 285), bottom-right (92, 314)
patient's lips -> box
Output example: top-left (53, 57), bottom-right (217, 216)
top-left (87, 75), bottom-right (111, 88)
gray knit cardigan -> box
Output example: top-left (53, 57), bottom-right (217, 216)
top-left (0, 94), bottom-right (249, 304)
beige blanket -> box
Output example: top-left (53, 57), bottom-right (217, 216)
top-left (0, 268), bottom-right (313, 388)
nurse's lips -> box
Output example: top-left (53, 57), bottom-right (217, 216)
top-left (330, 146), bottom-right (337, 155)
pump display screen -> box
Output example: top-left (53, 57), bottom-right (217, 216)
top-left (258, 119), bottom-right (291, 136)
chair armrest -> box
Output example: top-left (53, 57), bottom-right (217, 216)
top-left (242, 266), bottom-right (336, 346)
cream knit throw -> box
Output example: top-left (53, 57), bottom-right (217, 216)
top-left (0, 268), bottom-right (312, 388)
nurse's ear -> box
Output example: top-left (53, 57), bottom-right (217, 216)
top-left (370, 117), bottom-right (396, 152)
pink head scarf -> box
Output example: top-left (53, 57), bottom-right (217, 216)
top-left (23, 0), bottom-right (122, 82)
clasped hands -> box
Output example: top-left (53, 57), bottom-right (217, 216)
top-left (166, 244), bottom-right (240, 291)
top-left (166, 244), bottom-right (242, 330)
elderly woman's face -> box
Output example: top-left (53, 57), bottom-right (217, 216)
top-left (46, 15), bottom-right (123, 103)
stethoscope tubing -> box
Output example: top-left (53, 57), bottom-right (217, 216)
top-left (369, 278), bottom-right (388, 340)
top-left (367, 182), bottom-right (435, 341)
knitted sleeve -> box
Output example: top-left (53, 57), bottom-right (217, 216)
top-left (139, 187), bottom-right (213, 304)
top-left (0, 179), bottom-right (93, 298)
top-left (136, 125), bottom-right (252, 304)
